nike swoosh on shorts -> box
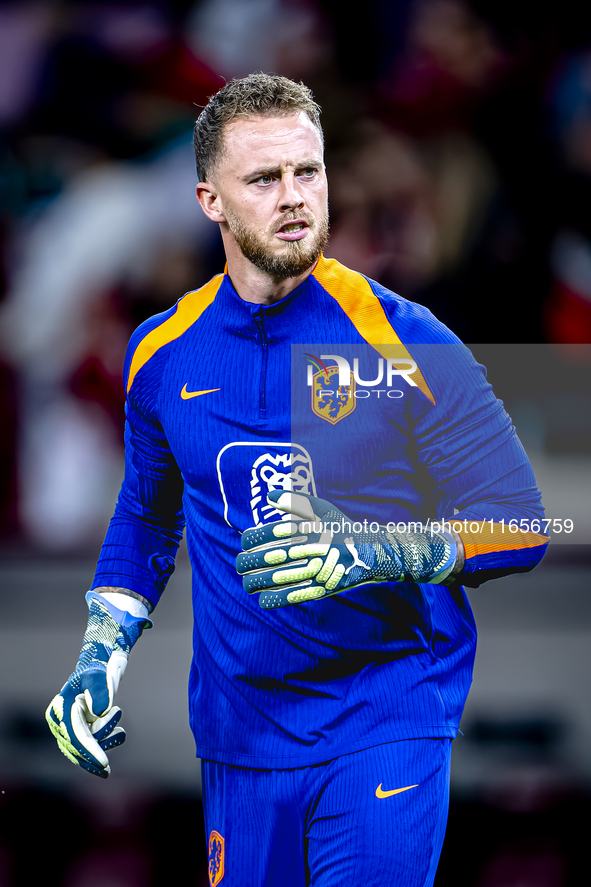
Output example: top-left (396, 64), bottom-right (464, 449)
top-left (181, 384), bottom-right (221, 399)
top-left (375, 783), bottom-right (419, 798)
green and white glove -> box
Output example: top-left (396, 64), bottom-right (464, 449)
top-left (45, 591), bottom-right (151, 778)
top-left (236, 490), bottom-right (461, 609)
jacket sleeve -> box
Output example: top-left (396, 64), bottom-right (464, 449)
top-left (410, 339), bottom-right (549, 588)
top-left (92, 324), bottom-right (185, 610)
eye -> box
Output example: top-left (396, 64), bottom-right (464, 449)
top-left (257, 174), bottom-right (275, 185)
top-left (299, 167), bottom-right (317, 178)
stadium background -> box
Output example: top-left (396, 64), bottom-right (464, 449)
top-left (0, 1), bottom-right (590, 884)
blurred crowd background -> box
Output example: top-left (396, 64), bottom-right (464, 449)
top-left (1, 0), bottom-right (590, 884)
top-left (1, 0), bottom-right (591, 550)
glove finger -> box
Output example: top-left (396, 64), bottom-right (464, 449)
top-left (266, 490), bottom-right (338, 522)
top-left (266, 490), bottom-right (318, 520)
top-left (259, 585), bottom-right (328, 609)
top-left (90, 706), bottom-right (122, 743)
top-left (69, 693), bottom-right (110, 771)
top-left (77, 755), bottom-right (111, 779)
top-left (98, 725), bottom-right (126, 752)
top-left (46, 698), bottom-right (83, 767)
top-left (267, 491), bottom-right (364, 547)
top-left (46, 693), bottom-right (111, 776)
top-left (53, 732), bottom-right (98, 771)
top-left (61, 707), bottom-right (124, 775)
top-left (243, 558), bottom-right (324, 593)
top-left (81, 665), bottom-right (111, 717)
top-left (241, 520), bottom-right (301, 552)
top-left (237, 542), bottom-right (330, 574)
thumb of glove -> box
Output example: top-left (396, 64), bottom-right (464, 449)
top-left (81, 649), bottom-right (128, 718)
top-left (267, 490), bottom-right (321, 522)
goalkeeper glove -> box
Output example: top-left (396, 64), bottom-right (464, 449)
top-left (236, 490), bottom-right (461, 609)
top-left (45, 591), bottom-right (151, 778)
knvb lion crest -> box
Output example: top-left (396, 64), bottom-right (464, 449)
top-left (216, 442), bottom-right (317, 531)
top-left (310, 363), bottom-right (356, 425)
top-left (208, 830), bottom-right (225, 887)
top-left (250, 451), bottom-right (315, 525)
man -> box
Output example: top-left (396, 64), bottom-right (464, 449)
top-left (46, 74), bottom-right (549, 886)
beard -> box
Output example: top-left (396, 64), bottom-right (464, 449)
top-left (225, 207), bottom-right (329, 280)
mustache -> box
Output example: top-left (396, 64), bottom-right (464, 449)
top-left (271, 211), bottom-right (316, 235)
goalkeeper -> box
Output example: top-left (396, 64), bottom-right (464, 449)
top-left (45, 73), bottom-right (549, 887)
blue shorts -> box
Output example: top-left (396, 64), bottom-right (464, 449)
top-left (201, 738), bottom-right (452, 887)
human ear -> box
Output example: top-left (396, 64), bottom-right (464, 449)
top-left (196, 182), bottom-right (226, 223)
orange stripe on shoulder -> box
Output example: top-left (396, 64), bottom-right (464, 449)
top-left (126, 274), bottom-right (223, 394)
top-left (313, 256), bottom-right (435, 404)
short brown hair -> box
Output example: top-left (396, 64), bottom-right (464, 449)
top-left (193, 73), bottom-right (323, 182)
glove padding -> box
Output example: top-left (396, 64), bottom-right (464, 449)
top-left (236, 491), bottom-right (459, 609)
top-left (45, 592), bottom-right (151, 778)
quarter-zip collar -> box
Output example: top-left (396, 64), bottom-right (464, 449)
top-left (214, 265), bottom-right (317, 339)
top-left (209, 263), bottom-right (324, 418)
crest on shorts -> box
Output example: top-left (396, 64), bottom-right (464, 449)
top-left (309, 360), bottom-right (356, 425)
top-left (208, 830), bottom-right (225, 887)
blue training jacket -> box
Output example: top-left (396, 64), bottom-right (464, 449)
top-left (93, 256), bottom-right (549, 768)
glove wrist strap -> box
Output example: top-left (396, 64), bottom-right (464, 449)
top-left (85, 591), bottom-right (153, 631)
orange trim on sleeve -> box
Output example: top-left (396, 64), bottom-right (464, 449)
top-left (126, 274), bottom-right (223, 394)
top-left (455, 520), bottom-right (550, 562)
top-left (313, 255), bottom-right (436, 404)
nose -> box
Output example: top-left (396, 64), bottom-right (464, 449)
top-left (278, 174), bottom-right (304, 212)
